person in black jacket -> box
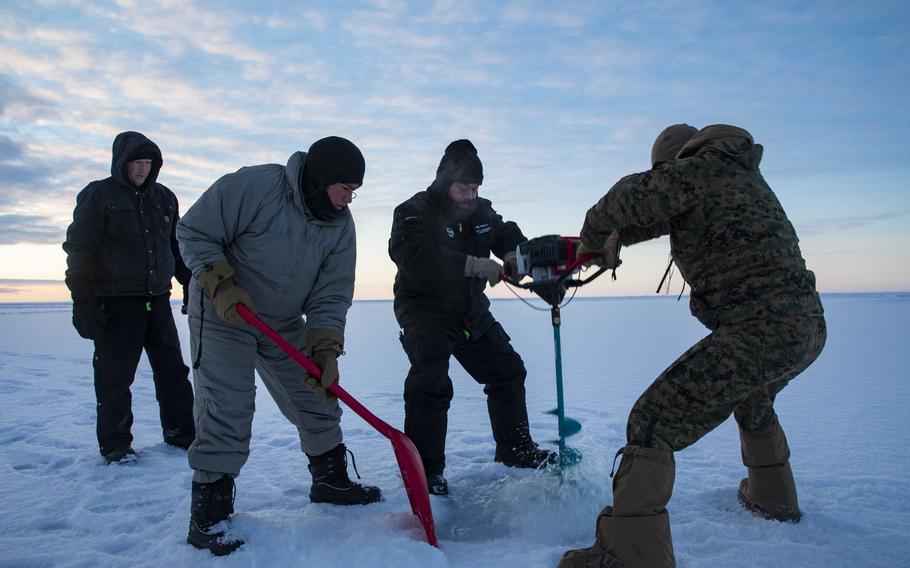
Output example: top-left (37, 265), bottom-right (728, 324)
top-left (388, 139), bottom-right (556, 495)
top-left (63, 131), bottom-right (195, 464)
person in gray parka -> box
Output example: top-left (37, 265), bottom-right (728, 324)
top-left (177, 136), bottom-right (381, 556)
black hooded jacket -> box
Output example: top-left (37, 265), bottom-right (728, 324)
top-left (63, 131), bottom-right (190, 300)
top-left (389, 186), bottom-right (526, 337)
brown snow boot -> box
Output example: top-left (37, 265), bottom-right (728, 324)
top-left (558, 445), bottom-right (676, 568)
top-left (738, 419), bottom-right (801, 522)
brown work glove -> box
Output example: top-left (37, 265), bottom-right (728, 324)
top-left (464, 255), bottom-right (502, 286)
top-left (577, 230), bottom-right (622, 269)
top-left (198, 260), bottom-right (257, 325)
top-left (303, 328), bottom-right (344, 403)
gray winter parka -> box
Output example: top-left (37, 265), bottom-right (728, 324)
top-left (177, 151), bottom-right (355, 333)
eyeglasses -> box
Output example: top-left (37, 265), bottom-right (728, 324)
top-left (340, 183), bottom-right (358, 200)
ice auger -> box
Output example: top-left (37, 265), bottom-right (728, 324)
top-left (502, 235), bottom-right (611, 468)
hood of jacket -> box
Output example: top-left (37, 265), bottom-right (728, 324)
top-left (675, 124), bottom-right (763, 170)
top-left (110, 131), bottom-right (163, 190)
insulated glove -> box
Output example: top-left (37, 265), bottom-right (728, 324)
top-left (198, 260), bottom-right (257, 325)
top-left (464, 255), bottom-right (502, 286)
top-left (302, 328), bottom-right (344, 403)
top-left (72, 300), bottom-right (106, 340)
top-left (577, 230), bottom-right (622, 270)
top-left (502, 251), bottom-right (520, 281)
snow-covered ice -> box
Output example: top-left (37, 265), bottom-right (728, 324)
top-left (1, 294), bottom-right (908, 567)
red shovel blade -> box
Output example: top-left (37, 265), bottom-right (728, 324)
top-left (235, 305), bottom-right (438, 547)
top-left (389, 430), bottom-right (437, 544)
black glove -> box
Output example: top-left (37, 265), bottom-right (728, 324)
top-left (72, 300), bottom-right (106, 340)
top-left (503, 251), bottom-right (520, 281)
top-left (181, 284), bottom-right (189, 315)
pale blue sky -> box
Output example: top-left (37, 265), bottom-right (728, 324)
top-left (0, 0), bottom-right (907, 301)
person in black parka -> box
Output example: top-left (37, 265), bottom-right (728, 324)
top-left (389, 139), bottom-right (556, 495)
top-left (63, 131), bottom-right (195, 464)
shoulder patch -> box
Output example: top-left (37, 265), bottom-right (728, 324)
top-left (474, 223), bottom-right (492, 235)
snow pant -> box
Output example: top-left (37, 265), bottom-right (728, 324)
top-left (400, 321), bottom-right (530, 475)
top-left (573, 315), bottom-right (826, 568)
top-left (626, 314), bottom-right (827, 450)
top-left (92, 294), bottom-right (194, 456)
top-left (187, 311), bottom-right (343, 483)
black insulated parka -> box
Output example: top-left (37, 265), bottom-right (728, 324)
top-left (63, 131), bottom-right (190, 300)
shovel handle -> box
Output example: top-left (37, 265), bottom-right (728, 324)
top-left (235, 304), bottom-right (396, 440)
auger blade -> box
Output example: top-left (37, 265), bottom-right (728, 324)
top-left (546, 408), bottom-right (582, 438)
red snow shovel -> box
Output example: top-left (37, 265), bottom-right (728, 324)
top-left (236, 304), bottom-right (438, 547)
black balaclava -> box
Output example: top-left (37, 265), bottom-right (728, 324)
top-left (300, 136), bottom-right (365, 220)
top-left (429, 139), bottom-right (484, 220)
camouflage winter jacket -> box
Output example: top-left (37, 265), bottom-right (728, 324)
top-left (580, 125), bottom-right (823, 330)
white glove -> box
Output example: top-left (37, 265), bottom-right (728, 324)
top-left (464, 255), bottom-right (502, 286)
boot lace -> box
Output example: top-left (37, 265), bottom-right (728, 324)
top-left (346, 447), bottom-right (362, 480)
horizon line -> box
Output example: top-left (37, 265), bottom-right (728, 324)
top-left (0, 290), bottom-right (907, 307)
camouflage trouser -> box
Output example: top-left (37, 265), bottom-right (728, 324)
top-left (627, 315), bottom-right (826, 451)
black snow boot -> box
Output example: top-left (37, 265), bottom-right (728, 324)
top-left (495, 440), bottom-right (558, 469)
top-left (308, 444), bottom-right (382, 505)
top-left (103, 446), bottom-right (137, 465)
top-left (164, 425), bottom-right (195, 450)
top-left (187, 476), bottom-right (243, 556)
top-left (488, 397), bottom-right (557, 469)
top-left (426, 471), bottom-right (449, 496)
top-left (492, 421), bottom-right (557, 469)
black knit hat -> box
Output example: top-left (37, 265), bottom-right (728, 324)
top-left (435, 139), bottom-right (483, 186)
top-left (305, 136), bottom-right (365, 187)
top-left (127, 142), bottom-right (158, 162)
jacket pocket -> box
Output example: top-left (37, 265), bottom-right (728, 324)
top-left (150, 200), bottom-right (175, 236)
top-left (105, 200), bottom-right (140, 240)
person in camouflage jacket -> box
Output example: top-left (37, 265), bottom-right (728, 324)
top-left (559, 124), bottom-right (826, 568)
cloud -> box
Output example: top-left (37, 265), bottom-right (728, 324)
top-left (0, 278), bottom-right (62, 285)
top-left (0, 214), bottom-right (65, 245)
top-left (797, 211), bottom-right (909, 236)
top-left (500, 1), bottom-right (587, 28)
top-left (0, 73), bottom-right (59, 121)
top-left (0, 134), bottom-right (56, 205)
top-left (0, 134), bottom-right (23, 159)
top-left (0, 0), bottom-right (908, 296)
